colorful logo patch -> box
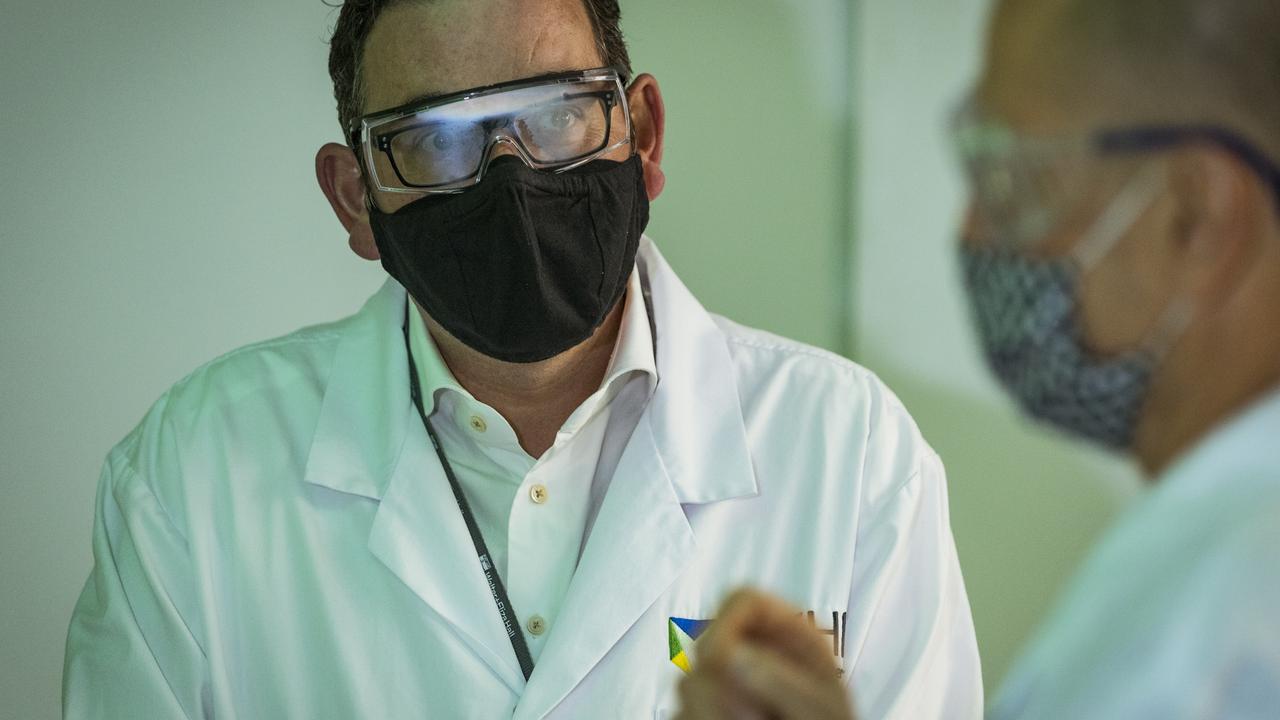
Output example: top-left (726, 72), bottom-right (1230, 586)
top-left (667, 617), bottom-right (713, 673)
top-left (667, 611), bottom-right (848, 675)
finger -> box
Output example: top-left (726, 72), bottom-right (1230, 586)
top-left (729, 643), bottom-right (855, 720)
top-left (700, 589), bottom-right (800, 665)
top-left (673, 673), bottom-right (715, 720)
top-left (675, 670), bottom-right (736, 720)
top-left (747, 609), bottom-right (838, 675)
top-left (699, 589), bottom-right (835, 675)
top-left (693, 594), bottom-right (752, 675)
top-left (678, 658), bottom-right (773, 720)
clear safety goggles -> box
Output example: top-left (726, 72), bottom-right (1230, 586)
top-left (949, 94), bottom-right (1280, 249)
top-left (349, 67), bottom-right (632, 194)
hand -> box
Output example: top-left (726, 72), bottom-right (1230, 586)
top-left (673, 589), bottom-right (858, 720)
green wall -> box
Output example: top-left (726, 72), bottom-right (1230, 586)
top-left (624, 0), bottom-right (855, 354)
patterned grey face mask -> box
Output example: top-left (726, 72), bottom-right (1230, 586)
top-left (960, 167), bottom-right (1190, 448)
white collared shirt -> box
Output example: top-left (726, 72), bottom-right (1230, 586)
top-left (990, 387), bottom-right (1280, 720)
top-left (63, 238), bottom-right (982, 719)
top-left (407, 269), bottom-right (656, 661)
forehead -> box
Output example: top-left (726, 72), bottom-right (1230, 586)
top-left (978, 0), bottom-right (1099, 134)
top-left (361, 0), bottom-right (602, 115)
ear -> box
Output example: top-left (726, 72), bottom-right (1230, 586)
top-left (316, 142), bottom-right (380, 261)
top-left (1176, 146), bottom-right (1264, 311)
top-left (626, 73), bottom-right (666, 202)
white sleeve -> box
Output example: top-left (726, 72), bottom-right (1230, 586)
top-left (843, 449), bottom-right (984, 719)
top-left (63, 450), bottom-right (209, 720)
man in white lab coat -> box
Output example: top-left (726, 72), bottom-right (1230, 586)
top-left (677, 1), bottom-right (1280, 718)
top-left (61, 1), bottom-right (981, 717)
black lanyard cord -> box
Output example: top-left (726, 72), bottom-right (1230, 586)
top-left (402, 306), bottom-right (537, 682)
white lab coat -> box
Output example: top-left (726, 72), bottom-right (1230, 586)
top-left (989, 388), bottom-right (1280, 719)
top-left (64, 238), bottom-right (982, 719)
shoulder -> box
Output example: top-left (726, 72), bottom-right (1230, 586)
top-left (713, 315), bottom-right (888, 401)
top-left (163, 319), bottom-right (347, 425)
top-left (712, 314), bottom-right (932, 453)
top-left (996, 479), bottom-right (1280, 718)
top-left (102, 314), bottom-right (354, 516)
top-left (1204, 496), bottom-right (1280, 613)
top-left (1122, 507), bottom-right (1280, 709)
top-left (712, 315), bottom-right (942, 505)
top-left (1150, 466), bottom-right (1280, 616)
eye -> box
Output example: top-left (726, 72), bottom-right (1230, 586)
top-left (532, 105), bottom-right (584, 133)
top-left (422, 128), bottom-right (468, 153)
top-left (400, 125), bottom-right (473, 155)
top-left (514, 97), bottom-right (604, 160)
top-left (546, 107), bottom-right (578, 130)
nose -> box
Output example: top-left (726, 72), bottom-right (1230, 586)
top-left (487, 138), bottom-right (520, 160)
top-left (480, 132), bottom-right (532, 170)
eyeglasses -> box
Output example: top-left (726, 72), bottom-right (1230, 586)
top-left (950, 94), bottom-right (1280, 248)
top-left (349, 67), bottom-right (632, 195)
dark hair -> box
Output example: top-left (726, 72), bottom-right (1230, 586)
top-left (327, 0), bottom-right (633, 144)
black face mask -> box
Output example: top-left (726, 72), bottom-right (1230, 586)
top-left (369, 154), bottom-right (650, 363)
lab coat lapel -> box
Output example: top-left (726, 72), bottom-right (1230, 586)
top-left (367, 426), bottom-right (527, 695)
top-left (302, 279), bottom-right (525, 694)
top-left (515, 417), bottom-right (694, 720)
top-left (514, 239), bottom-right (759, 719)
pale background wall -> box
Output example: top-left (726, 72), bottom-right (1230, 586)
top-left (0, 2), bottom-right (1136, 718)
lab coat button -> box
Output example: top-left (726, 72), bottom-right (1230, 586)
top-left (527, 615), bottom-right (547, 636)
top-left (530, 484), bottom-right (549, 504)
top-left (468, 415), bottom-right (487, 433)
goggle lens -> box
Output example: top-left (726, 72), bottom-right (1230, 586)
top-left (360, 72), bottom-right (627, 193)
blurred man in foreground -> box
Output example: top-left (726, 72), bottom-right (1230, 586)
top-left (964, 1), bottom-right (1280, 715)
top-left (678, 0), bottom-right (1280, 717)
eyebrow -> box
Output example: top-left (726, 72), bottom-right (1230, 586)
top-left (393, 88), bottom-right (448, 110)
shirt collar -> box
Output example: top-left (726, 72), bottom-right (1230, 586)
top-left (406, 298), bottom-right (470, 414)
top-left (566, 267), bottom-right (658, 432)
top-left (405, 267), bottom-right (658, 451)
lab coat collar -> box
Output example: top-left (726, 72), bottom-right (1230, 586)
top-left (300, 237), bottom-right (760, 709)
top-left (568, 266), bottom-right (659, 433)
top-left (302, 280), bottom-right (410, 501)
top-left (637, 236), bottom-right (759, 505)
top-left (302, 237), bottom-right (759, 505)
top-left (304, 281), bottom-right (532, 691)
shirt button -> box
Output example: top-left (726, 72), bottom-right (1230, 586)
top-left (529, 484), bottom-right (549, 504)
top-left (526, 615), bottom-right (547, 636)
top-left (468, 415), bottom-right (487, 433)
